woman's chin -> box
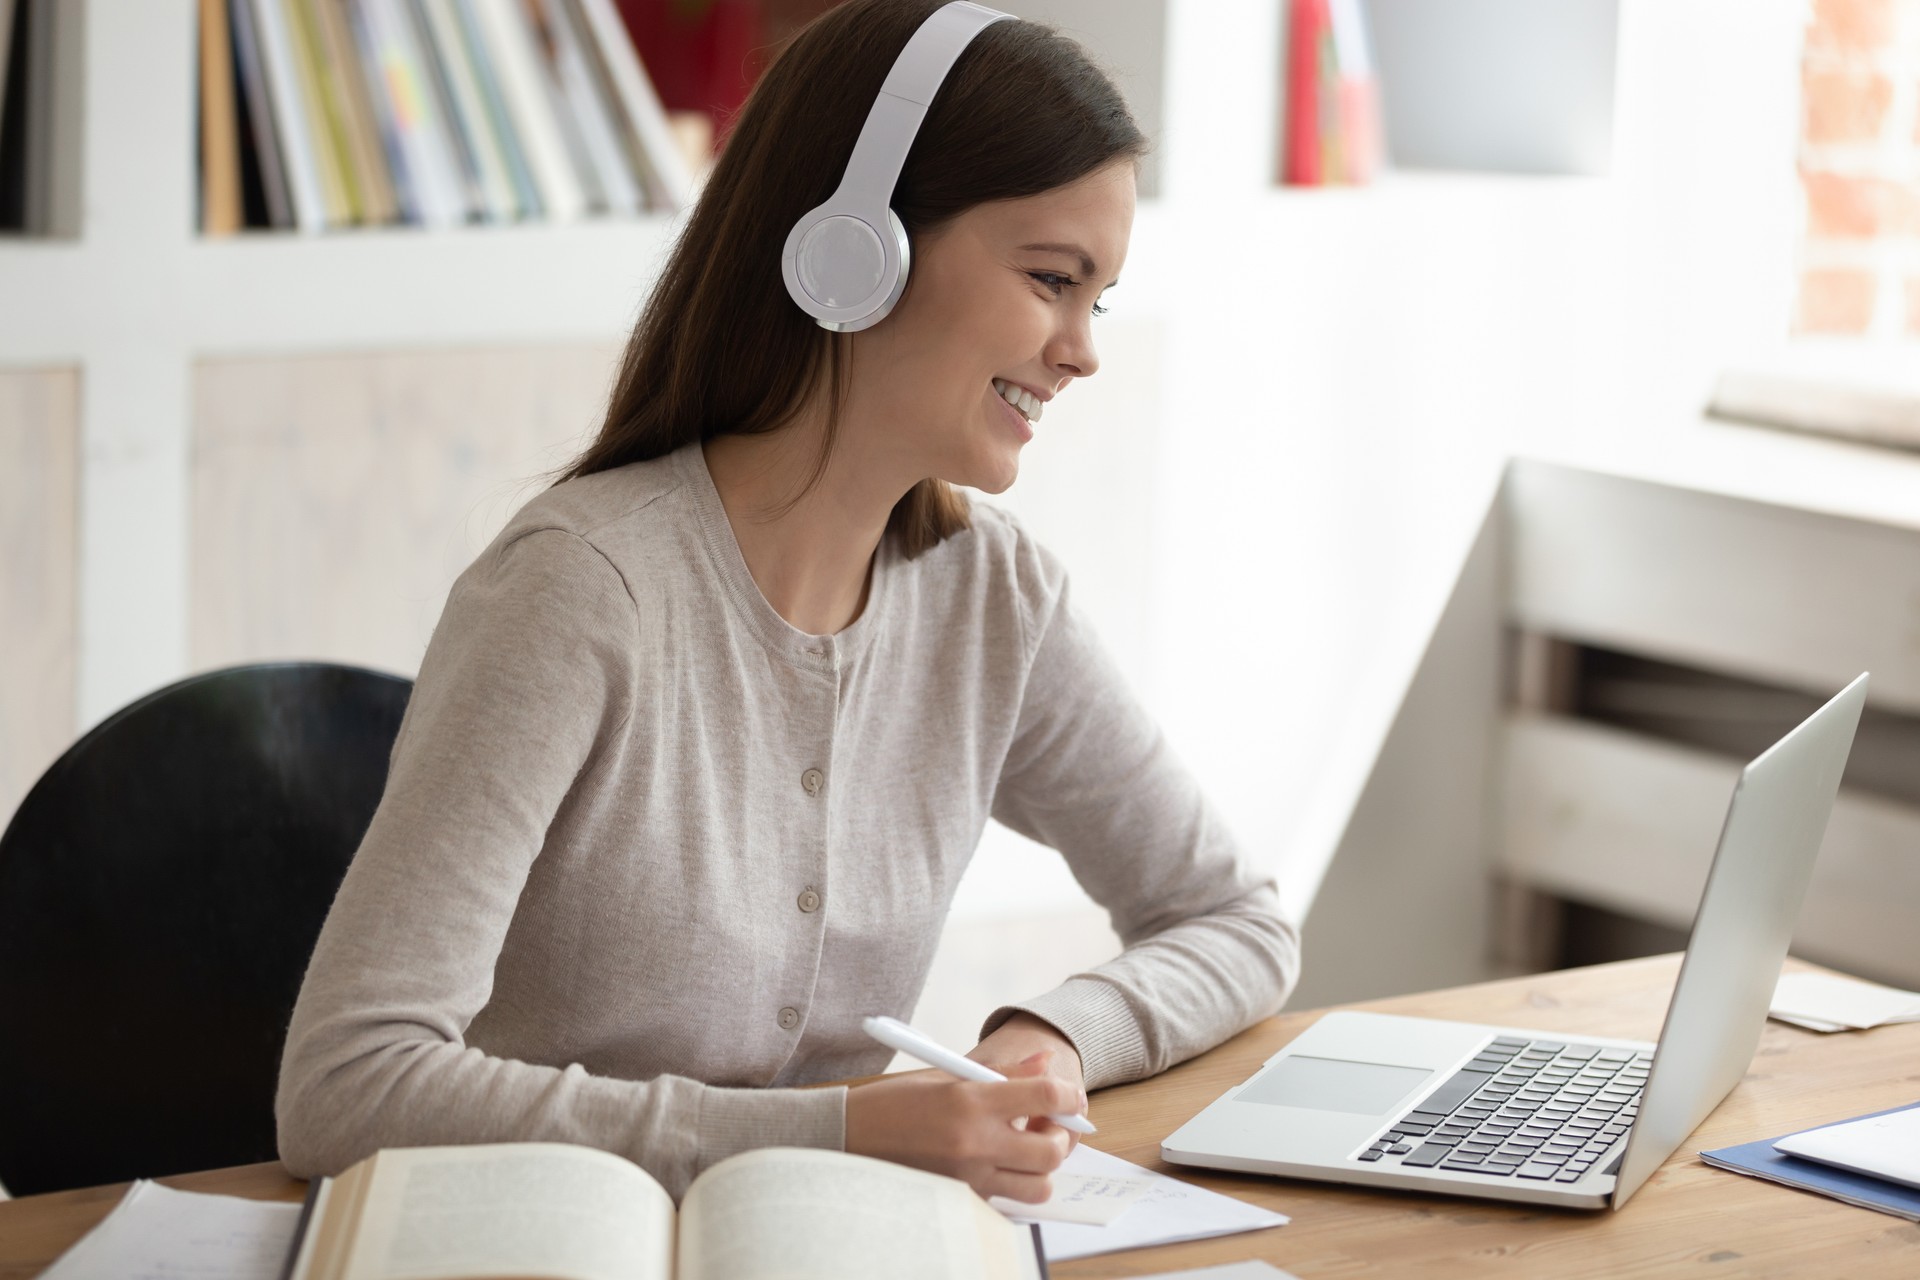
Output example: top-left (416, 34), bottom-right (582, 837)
top-left (960, 455), bottom-right (1021, 496)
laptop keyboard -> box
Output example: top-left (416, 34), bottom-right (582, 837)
top-left (1355, 1037), bottom-right (1651, 1184)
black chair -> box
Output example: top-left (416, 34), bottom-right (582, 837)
top-left (0, 661), bottom-right (411, 1195)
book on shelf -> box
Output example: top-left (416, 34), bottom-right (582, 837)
top-left (580, 0), bottom-right (696, 212)
top-left (0, 0), bottom-right (15, 140)
top-left (230, 0), bottom-right (297, 228)
top-left (283, 1141), bottom-right (1046, 1280)
top-left (1279, 0), bottom-right (1382, 187)
top-left (352, 0), bottom-right (475, 227)
top-left (513, 0), bottom-right (613, 214)
top-left (286, 0), bottom-right (359, 225)
top-left (0, 0), bottom-right (79, 234)
top-left (310, 0), bottom-right (401, 224)
top-left (469, 0), bottom-right (589, 221)
top-left (200, 0), bottom-right (246, 235)
top-left (449, 0), bottom-right (547, 217)
top-left (200, 0), bottom-right (695, 235)
top-left (1280, 0), bottom-right (1326, 185)
top-left (245, 0), bottom-right (330, 230)
top-left (0, 0), bottom-right (18, 230)
top-left (538, 0), bottom-right (643, 215)
top-left (415, 0), bottom-right (524, 222)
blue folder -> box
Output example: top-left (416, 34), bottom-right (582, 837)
top-left (1699, 1101), bottom-right (1920, 1222)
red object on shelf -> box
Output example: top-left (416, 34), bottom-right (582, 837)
top-left (1282, 0), bottom-right (1328, 185)
top-left (614, 1), bottom-right (765, 154)
top-left (1337, 76), bottom-right (1380, 184)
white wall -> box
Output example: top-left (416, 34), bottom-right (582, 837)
top-left (934, 0), bottom-right (1809, 1009)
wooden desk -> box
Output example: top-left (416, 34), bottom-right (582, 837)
top-left (4, 955), bottom-right (1916, 1278)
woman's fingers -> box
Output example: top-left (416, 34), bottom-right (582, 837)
top-left (997, 1047), bottom-right (1088, 1127)
top-left (983, 1168), bottom-right (1057, 1204)
top-left (989, 1121), bottom-right (1072, 1173)
top-left (988, 1073), bottom-right (1086, 1125)
top-left (969, 1126), bottom-right (1068, 1204)
top-left (844, 1064), bottom-right (1080, 1203)
top-left (1026, 1113), bottom-right (1083, 1155)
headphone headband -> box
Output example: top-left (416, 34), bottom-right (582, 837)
top-left (782, 2), bottom-right (1015, 332)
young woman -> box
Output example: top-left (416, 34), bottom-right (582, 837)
top-left (276, 0), bottom-right (1299, 1206)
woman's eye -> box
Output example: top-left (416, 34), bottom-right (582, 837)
top-left (1028, 272), bottom-right (1108, 318)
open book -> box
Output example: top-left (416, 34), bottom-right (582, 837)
top-left (282, 1143), bottom-right (1045, 1280)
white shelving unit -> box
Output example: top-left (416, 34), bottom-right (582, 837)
top-left (0, 2), bottom-right (698, 727)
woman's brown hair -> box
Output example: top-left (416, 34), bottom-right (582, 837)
top-left (553, 0), bottom-right (1150, 557)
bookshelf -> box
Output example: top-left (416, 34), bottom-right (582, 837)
top-left (0, 3), bottom-right (685, 732)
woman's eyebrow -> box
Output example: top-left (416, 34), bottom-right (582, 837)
top-left (1019, 242), bottom-right (1120, 290)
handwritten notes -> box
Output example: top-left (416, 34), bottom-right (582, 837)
top-left (994, 1145), bottom-right (1289, 1262)
top-left (39, 1180), bottom-right (302, 1280)
top-left (989, 1166), bottom-right (1152, 1225)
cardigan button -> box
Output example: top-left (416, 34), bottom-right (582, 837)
top-left (778, 1006), bottom-right (800, 1030)
top-left (801, 767), bottom-right (825, 796)
top-left (798, 887), bottom-right (822, 913)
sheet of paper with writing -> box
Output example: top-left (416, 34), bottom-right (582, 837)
top-left (988, 1164), bottom-right (1153, 1225)
top-left (997, 1146), bottom-right (1288, 1262)
top-left (38, 1180), bottom-right (302, 1280)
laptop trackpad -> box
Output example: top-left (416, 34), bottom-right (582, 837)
top-left (1238, 1055), bottom-right (1433, 1115)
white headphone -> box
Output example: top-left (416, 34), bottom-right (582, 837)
top-left (782, 2), bottom-right (1014, 333)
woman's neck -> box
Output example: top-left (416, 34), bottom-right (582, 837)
top-left (701, 426), bottom-right (901, 637)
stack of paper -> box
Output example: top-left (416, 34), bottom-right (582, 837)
top-left (1774, 1106), bottom-right (1920, 1191)
top-left (41, 1179), bottom-right (302, 1280)
top-left (1768, 972), bottom-right (1920, 1032)
top-left (992, 1145), bottom-right (1289, 1263)
top-left (1701, 1101), bottom-right (1920, 1222)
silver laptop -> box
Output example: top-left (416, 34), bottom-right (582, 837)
top-left (1163, 673), bottom-right (1869, 1210)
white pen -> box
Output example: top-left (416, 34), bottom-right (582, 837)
top-left (861, 1014), bottom-right (1097, 1135)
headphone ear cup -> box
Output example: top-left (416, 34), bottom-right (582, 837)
top-left (783, 206), bottom-right (912, 332)
top-left (794, 213), bottom-right (888, 310)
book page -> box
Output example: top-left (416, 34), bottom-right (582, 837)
top-left (679, 1149), bottom-right (1038, 1280)
top-left (340, 1143), bottom-right (674, 1280)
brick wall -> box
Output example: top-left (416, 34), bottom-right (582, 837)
top-left (1796, 0), bottom-right (1920, 336)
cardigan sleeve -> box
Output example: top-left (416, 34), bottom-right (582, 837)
top-left (981, 534), bottom-right (1301, 1090)
top-left (274, 526), bottom-right (843, 1201)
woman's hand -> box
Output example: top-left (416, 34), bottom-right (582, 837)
top-left (844, 1049), bottom-right (1082, 1203)
top-left (969, 1012), bottom-right (1089, 1154)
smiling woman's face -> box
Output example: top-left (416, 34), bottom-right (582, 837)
top-left (842, 159), bottom-right (1136, 496)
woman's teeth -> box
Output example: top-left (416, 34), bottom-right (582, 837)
top-left (992, 378), bottom-right (1043, 424)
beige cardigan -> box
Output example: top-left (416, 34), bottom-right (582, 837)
top-left (275, 441), bottom-right (1300, 1200)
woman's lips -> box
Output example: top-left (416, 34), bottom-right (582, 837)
top-left (992, 386), bottom-right (1035, 443)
